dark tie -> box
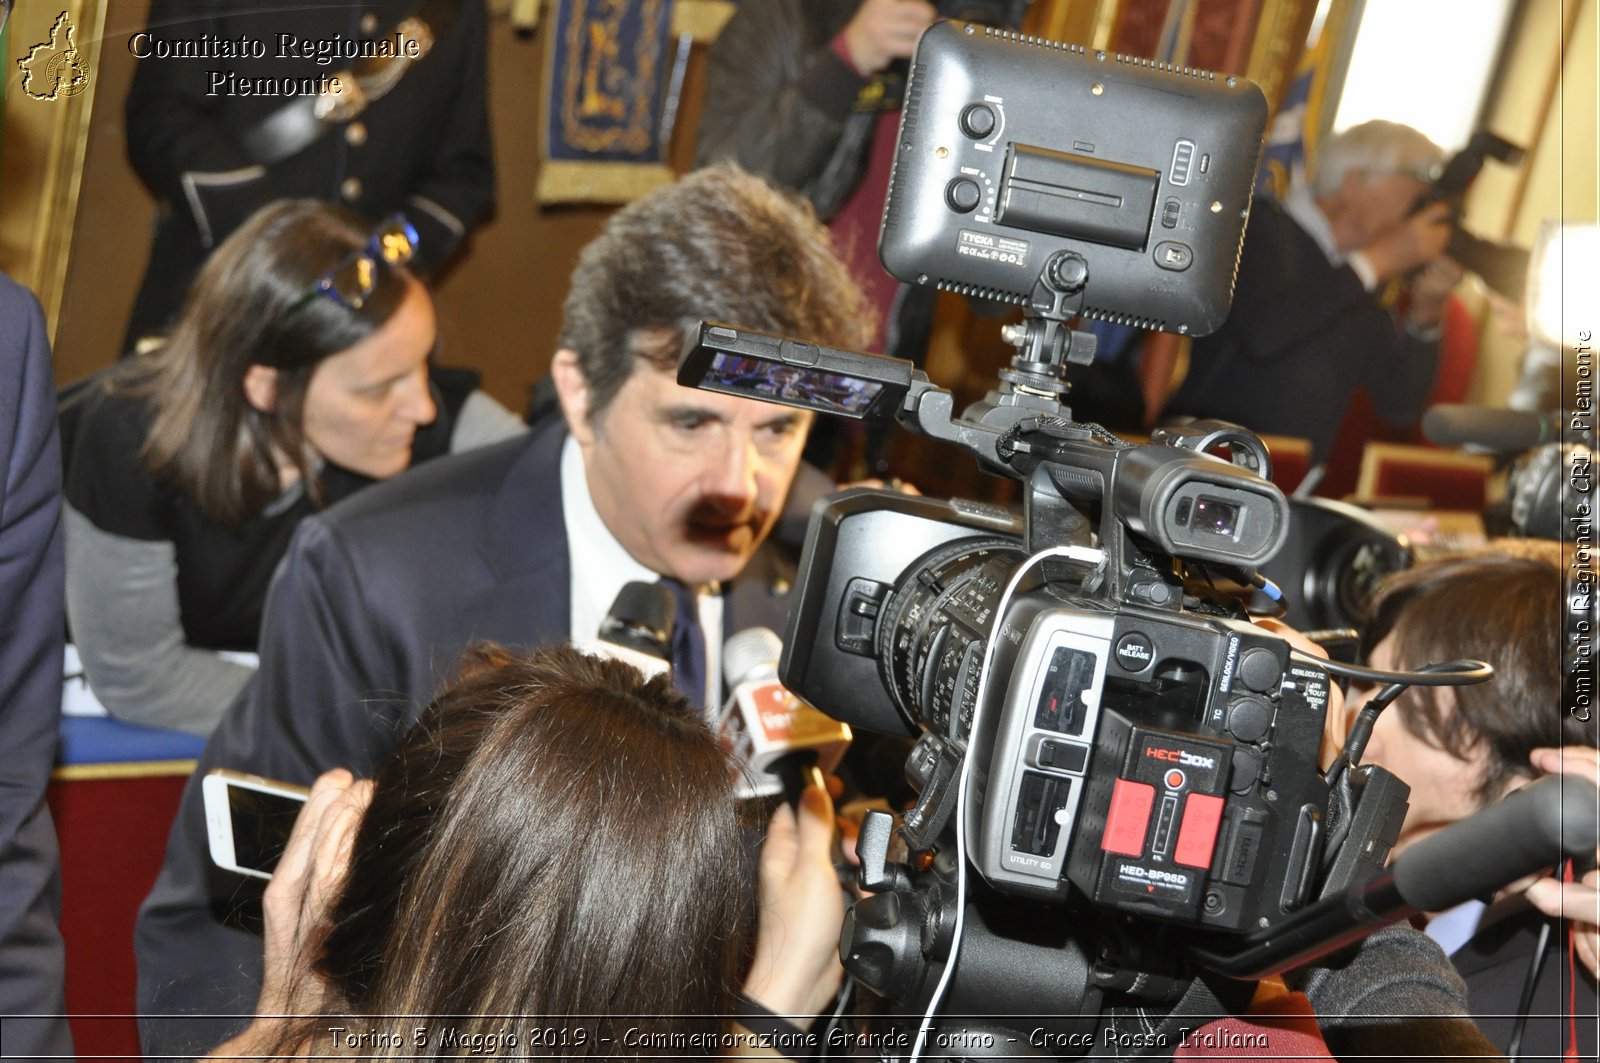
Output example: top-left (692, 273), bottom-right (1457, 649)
top-left (663, 578), bottom-right (706, 706)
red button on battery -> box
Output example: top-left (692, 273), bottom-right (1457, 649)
top-left (1103, 778), bottom-right (1155, 856)
top-left (1174, 792), bottom-right (1225, 868)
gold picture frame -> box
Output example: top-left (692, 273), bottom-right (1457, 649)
top-left (1, 0), bottom-right (109, 340)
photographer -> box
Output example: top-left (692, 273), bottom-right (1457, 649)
top-left (1163, 120), bottom-right (1464, 463)
top-left (205, 645), bottom-right (845, 1059)
top-left (697, 0), bottom-right (937, 346)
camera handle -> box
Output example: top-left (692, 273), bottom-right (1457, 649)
top-left (900, 250), bottom-right (1098, 461)
top-left (898, 251), bottom-right (1098, 470)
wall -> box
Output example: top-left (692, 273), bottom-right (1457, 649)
top-left (1465, 0), bottom-right (1597, 406)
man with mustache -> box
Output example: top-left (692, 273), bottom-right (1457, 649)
top-left (134, 166), bottom-right (872, 1059)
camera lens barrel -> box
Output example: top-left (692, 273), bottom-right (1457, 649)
top-left (877, 540), bottom-right (1028, 740)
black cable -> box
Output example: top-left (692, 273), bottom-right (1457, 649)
top-left (817, 974), bottom-right (855, 1060)
top-left (1507, 911), bottom-right (1554, 1062)
top-left (1321, 659), bottom-right (1497, 857)
top-left (1320, 757), bottom-right (1358, 869)
top-left (1333, 659), bottom-right (1492, 769)
top-left (1233, 566), bottom-right (1288, 618)
top-left (1294, 651), bottom-right (1495, 687)
top-left (1187, 562), bottom-right (1288, 619)
top-left (1319, 657), bottom-right (1497, 872)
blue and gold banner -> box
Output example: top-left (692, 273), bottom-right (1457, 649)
top-left (1255, 0), bottom-right (1358, 199)
top-left (538, 0), bottom-right (677, 203)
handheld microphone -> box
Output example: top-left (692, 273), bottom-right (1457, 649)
top-left (573, 581), bottom-right (675, 681)
top-left (1421, 404), bottom-right (1560, 454)
top-left (717, 627), bottom-right (852, 803)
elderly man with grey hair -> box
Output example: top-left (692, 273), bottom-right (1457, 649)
top-left (1163, 119), bottom-right (1462, 462)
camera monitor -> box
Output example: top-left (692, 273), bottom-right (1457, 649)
top-left (680, 322), bottom-right (919, 420)
top-left (880, 21), bottom-right (1268, 336)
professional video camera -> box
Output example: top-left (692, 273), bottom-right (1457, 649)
top-left (683, 22), bottom-right (1590, 1057)
top-left (1413, 130), bottom-right (1530, 299)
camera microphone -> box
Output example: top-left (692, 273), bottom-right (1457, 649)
top-left (717, 627), bottom-right (852, 803)
top-left (573, 581), bottom-right (675, 681)
top-left (1421, 404), bottom-right (1560, 454)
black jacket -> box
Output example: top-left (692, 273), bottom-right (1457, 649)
top-left (1163, 197), bottom-right (1442, 462)
top-left (123, 0), bottom-right (495, 347)
top-left (0, 275), bottom-right (74, 1060)
top-left (695, 0), bottom-right (877, 221)
top-left (1452, 900), bottom-right (1599, 1060)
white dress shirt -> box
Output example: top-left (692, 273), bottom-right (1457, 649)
top-left (559, 435), bottom-right (723, 715)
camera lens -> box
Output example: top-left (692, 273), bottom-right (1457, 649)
top-left (875, 539), bottom-right (1027, 740)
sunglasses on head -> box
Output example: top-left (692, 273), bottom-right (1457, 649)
top-left (284, 214), bottom-right (419, 321)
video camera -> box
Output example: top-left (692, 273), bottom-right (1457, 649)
top-left (1412, 130), bottom-right (1530, 299)
top-left (681, 21), bottom-right (1588, 1056)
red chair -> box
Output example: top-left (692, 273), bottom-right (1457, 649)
top-left (49, 716), bottom-right (204, 1059)
top-left (1354, 441), bottom-right (1494, 511)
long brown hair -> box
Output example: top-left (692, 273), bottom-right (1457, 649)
top-left (309, 644), bottom-right (746, 1056)
top-left (117, 200), bottom-right (417, 527)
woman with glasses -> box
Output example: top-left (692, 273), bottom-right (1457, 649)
top-left (63, 200), bottom-right (525, 735)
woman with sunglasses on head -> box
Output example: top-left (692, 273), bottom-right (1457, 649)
top-left (63, 200), bottom-right (525, 736)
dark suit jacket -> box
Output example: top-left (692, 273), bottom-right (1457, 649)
top-left (135, 417), bottom-right (799, 1059)
top-left (1163, 196), bottom-right (1442, 462)
top-left (1452, 900), bottom-right (1599, 1060)
top-left (0, 275), bottom-right (74, 1060)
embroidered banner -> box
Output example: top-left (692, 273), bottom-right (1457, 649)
top-left (537, 0), bottom-right (677, 203)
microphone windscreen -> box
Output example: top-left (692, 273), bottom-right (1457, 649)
top-left (724, 627), bottom-right (782, 687)
top-left (1392, 775), bottom-right (1600, 913)
top-left (1420, 405), bottom-right (1556, 453)
top-left (598, 581), bottom-right (675, 660)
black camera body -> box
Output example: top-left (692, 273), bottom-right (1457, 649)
top-left (682, 22), bottom-right (1410, 1039)
top-left (785, 487), bottom-right (1331, 940)
top-left (991, 602), bottom-right (1331, 935)
top-left (1414, 129), bottom-right (1529, 299)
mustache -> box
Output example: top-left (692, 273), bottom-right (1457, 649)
top-left (684, 496), bottom-right (770, 533)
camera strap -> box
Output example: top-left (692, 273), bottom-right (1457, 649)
top-left (1075, 976), bottom-right (1243, 1061)
top-left (236, 0), bottom-right (460, 167)
top-left (731, 994), bottom-right (818, 1059)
